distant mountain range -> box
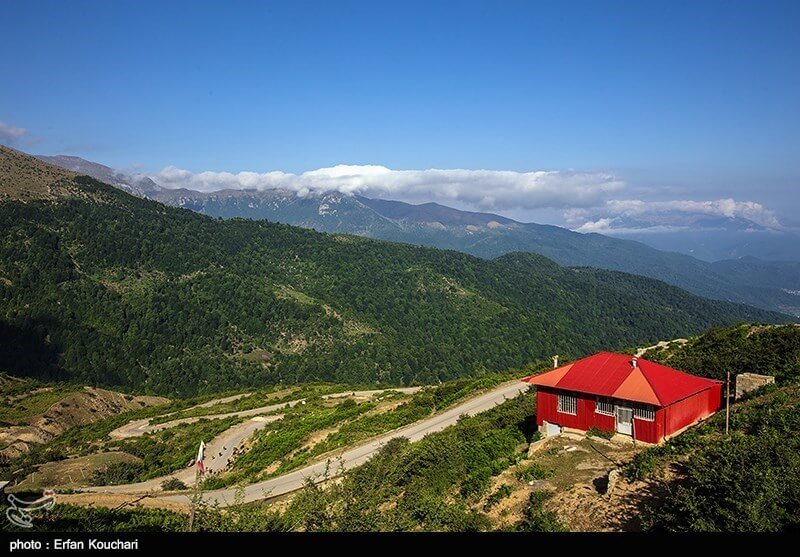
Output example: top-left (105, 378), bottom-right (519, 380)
top-left (35, 155), bottom-right (163, 198)
top-left (616, 227), bottom-right (800, 263)
top-left (35, 154), bottom-right (800, 317)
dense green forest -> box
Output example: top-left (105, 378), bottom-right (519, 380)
top-left (145, 176), bottom-right (800, 317)
top-left (646, 384), bottom-right (800, 531)
top-left (0, 147), bottom-right (789, 396)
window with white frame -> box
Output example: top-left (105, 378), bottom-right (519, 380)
top-left (557, 393), bottom-right (577, 415)
top-left (596, 398), bottom-right (614, 416)
top-left (633, 404), bottom-right (656, 421)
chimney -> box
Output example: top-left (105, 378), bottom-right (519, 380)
top-left (632, 356), bottom-right (638, 368)
top-left (552, 355), bottom-right (559, 368)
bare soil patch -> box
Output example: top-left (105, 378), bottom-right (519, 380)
top-left (0, 387), bottom-right (168, 460)
top-left (522, 435), bottom-right (664, 531)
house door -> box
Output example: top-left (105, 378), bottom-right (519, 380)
top-left (615, 406), bottom-right (633, 436)
top-left (545, 422), bottom-right (562, 437)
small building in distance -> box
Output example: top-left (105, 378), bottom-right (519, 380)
top-left (522, 352), bottom-right (723, 444)
top-left (735, 373), bottom-right (775, 400)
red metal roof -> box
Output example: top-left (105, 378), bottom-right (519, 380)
top-left (521, 351), bottom-right (722, 407)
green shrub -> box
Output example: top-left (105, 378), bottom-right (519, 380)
top-left (587, 426), bottom-right (614, 440)
top-left (90, 461), bottom-right (146, 486)
top-left (160, 477), bottom-right (188, 491)
top-left (198, 475), bottom-right (228, 490)
top-left (621, 449), bottom-right (659, 481)
top-left (483, 484), bottom-right (513, 511)
top-left (516, 462), bottom-right (554, 482)
top-left (6, 504), bottom-right (187, 532)
top-left (646, 432), bottom-right (800, 531)
top-left (640, 381), bottom-right (800, 531)
top-left (516, 491), bottom-right (564, 532)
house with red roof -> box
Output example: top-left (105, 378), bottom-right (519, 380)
top-left (522, 352), bottom-right (723, 444)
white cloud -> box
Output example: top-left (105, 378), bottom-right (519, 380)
top-left (607, 199), bottom-right (780, 227)
top-left (0, 121), bottom-right (26, 145)
top-left (573, 219), bottom-right (695, 235)
top-left (147, 164), bottom-right (625, 211)
top-left (566, 198), bottom-right (783, 232)
top-left (574, 217), bottom-right (621, 233)
top-left (141, 163), bottom-right (785, 232)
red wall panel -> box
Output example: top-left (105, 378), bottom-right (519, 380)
top-left (593, 410), bottom-right (616, 434)
top-left (536, 388), bottom-right (615, 433)
top-left (536, 385), bottom-right (723, 444)
top-left (632, 411), bottom-right (665, 444)
top-left (664, 385), bottom-right (724, 437)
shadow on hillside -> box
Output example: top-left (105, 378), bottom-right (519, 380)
top-left (604, 464), bottom-right (684, 532)
top-left (0, 318), bottom-right (66, 381)
top-left (516, 412), bottom-right (539, 443)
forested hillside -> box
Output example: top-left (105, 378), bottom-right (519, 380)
top-left (0, 146), bottom-right (789, 396)
top-left (34, 154), bottom-right (800, 317)
top-left (149, 181), bottom-right (800, 316)
top-left (644, 323), bottom-right (800, 382)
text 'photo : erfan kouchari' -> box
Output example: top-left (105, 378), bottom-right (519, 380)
top-left (1, 0), bottom-right (799, 550)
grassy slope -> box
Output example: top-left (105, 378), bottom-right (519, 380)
top-left (0, 378), bottom-right (81, 425)
top-left (2, 373), bottom-right (520, 490)
top-left (4, 390), bottom-right (541, 532)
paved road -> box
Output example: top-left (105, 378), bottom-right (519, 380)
top-left (160, 380), bottom-right (530, 506)
top-left (194, 393), bottom-right (254, 409)
top-left (89, 387), bottom-right (423, 493)
top-left (88, 415), bottom-right (283, 493)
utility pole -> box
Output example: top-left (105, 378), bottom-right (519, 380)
top-left (188, 440), bottom-right (205, 532)
top-left (188, 466), bottom-right (199, 532)
top-left (725, 370), bottom-right (731, 435)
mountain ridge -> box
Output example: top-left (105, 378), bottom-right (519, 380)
top-left (1, 145), bottom-right (789, 395)
top-left (35, 154), bottom-right (162, 198)
top-left (38, 153), bottom-right (796, 316)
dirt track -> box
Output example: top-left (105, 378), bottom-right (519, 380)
top-left (109, 388), bottom-right (420, 439)
top-left (88, 387), bottom-right (422, 494)
top-left (152, 380), bottom-right (531, 506)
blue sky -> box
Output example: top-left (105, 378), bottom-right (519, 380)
top-left (2, 0), bottom-right (799, 228)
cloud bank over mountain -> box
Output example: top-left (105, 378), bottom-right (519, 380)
top-left (145, 163), bottom-right (785, 232)
top-left (567, 198), bottom-right (783, 234)
top-left (149, 165), bottom-right (625, 212)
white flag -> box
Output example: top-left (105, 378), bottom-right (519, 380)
top-left (196, 440), bottom-right (206, 473)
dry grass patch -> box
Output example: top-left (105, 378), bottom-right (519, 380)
top-left (12, 451), bottom-right (142, 491)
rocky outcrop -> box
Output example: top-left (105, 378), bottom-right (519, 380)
top-left (0, 388), bottom-right (167, 461)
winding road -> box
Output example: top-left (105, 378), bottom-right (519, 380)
top-left (109, 388), bottom-right (421, 439)
top-left (88, 416), bottom-right (283, 493)
top-left (89, 387), bottom-right (421, 494)
top-left (159, 379), bottom-right (531, 506)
